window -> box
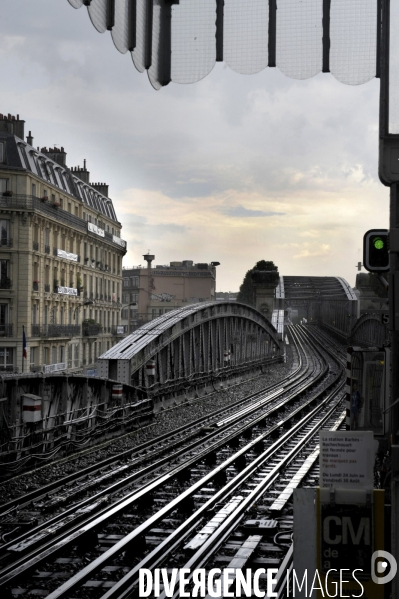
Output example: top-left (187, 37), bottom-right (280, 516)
top-left (0, 260), bottom-right (10, 287)
top-left (52, 346), bottom-right (57, 364)
top-left (130, 276), bottom-right (139, 287)
top-left (19, 145), bottom-right (31, 170)
top-left (0, 179), bottom-right (9, 193)
top-left (44, 305), bottom-right (48, 325)
top-left (0, 220), bottom-right (9, 245)
top-left (43, 347), bottom-right (49, 365)
top-left (32, 304), bottom-right (37, 325)
top-left (121, 308), bottom-right (128, 319)
top-left (58, 169), bottom-right (66, 191)
top-left (0, 304), bottom-right (8, 325)
top-left (33, 155), bottom-right (42, 177)
top-left (122, 294), bottom-right (128, 303)
top-left (0, 347), bottom-right (13, 371)
top-left (32, 183), bottom-right (36, 197)
top-left (30, 347), bottom-right (37, 370)
top-left (0, 142), bottom-right (4, 163)
top-left (40, 159), bottom-right (51, 182)
top-left (123, 278), bottom-right (129, 288)
top-left (48, 163), bottom-right (57, 184)
top-left (130, 293), bottom-right (138, 303)
top-left (60, 346), bottom-right (65, 364)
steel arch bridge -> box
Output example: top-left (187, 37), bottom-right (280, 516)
top-left (98, 301), bottom-right (282, 399)
top-left (275, 275), bottom-right (358, 340)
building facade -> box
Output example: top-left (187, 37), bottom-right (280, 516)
top-left (0, 113), bottom-right (127, 374)
top-left (121, 255), bottom-right (217, 333)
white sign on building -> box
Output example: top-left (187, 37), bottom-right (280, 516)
top-left (56, 249), bottom-right (78, 262)
top-left (88, 222), bottom-right (105, 237)
top-left (57, 286), bottom-right (78, 296)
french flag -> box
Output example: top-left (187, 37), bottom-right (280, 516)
top-left (23, 328), bottom-right (27, 359)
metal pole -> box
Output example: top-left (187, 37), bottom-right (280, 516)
top-left (22, 325), bottom-right (24, 374)
top-left (389, 184), bottom-right (399, 445)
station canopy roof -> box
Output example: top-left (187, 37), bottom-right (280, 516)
top-left (67, 0), bottom-right (379, 90)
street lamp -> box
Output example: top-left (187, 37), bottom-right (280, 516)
top-left (73, 298), bottom-right (94, 321)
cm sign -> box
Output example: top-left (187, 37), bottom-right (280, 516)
top-left (321, 504), bottom-right (372, 577)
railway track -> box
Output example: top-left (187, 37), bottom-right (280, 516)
top-left (0, 325), bottom-right (345, 598)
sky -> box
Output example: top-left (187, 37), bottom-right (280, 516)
top-left (0, 1), bottom-right (388, 291)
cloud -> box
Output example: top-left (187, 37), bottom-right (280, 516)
top-left (0, 0), bottom-right (389, 291)
top-left (220, 205), bottom-right (286, 218)
top-left (293, 244), bottom-right (332, 259)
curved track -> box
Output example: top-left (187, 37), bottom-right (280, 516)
top-left (0, 325), bottom-right (346, 598)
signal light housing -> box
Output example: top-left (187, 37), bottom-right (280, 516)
top-left (363, 229), bottom-right (389, 272)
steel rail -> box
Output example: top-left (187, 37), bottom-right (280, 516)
top-left (0, 336), bottom-right (301, 517)
top-left (0, 328), bottom-right (313, 555)
top-left (40, 378), bottom-right (345, 599)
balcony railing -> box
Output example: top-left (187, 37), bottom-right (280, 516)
top-left (44, 284), bottom-right (50, 293)
top-left (82, 324), bottom-right (102, 336)
top-left (31, 324), bottom-right (81, 338)
top-left (0, 324), bottom-right (13, 337)
top-left (33, 241), bottom-right (39, 251)
top-left (0, 278), bottom-right (12, 290)
top-left (0, 194), bottom-right (127, 252)
top-left (32, 281), bottom-right (39, 291)
top-left (45, 245), bottom-right (50, 254)
top-left (0, 238), bottom-right (13, 247)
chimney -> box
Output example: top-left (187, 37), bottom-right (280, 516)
top-left (0, 112), bottom-right (25, 140)
top-left (71, 160), bottom-right (90, 184)
top-left (92, 182), bottom-right (109, 197)
top-left (26, 131), bottom-right (34, 146)
top-left (42, 146), bottom-right (67, 167)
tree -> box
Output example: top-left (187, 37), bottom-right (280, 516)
top-left (237, 260), bottom-right (278, 307)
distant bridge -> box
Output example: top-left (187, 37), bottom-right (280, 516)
top-left (98, 301), bottom-right (282, 399)
top-left (276, 275), bottom-right (358, 341)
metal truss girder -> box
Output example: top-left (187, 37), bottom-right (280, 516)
top-left (98, 301), bottom-right (280, 385)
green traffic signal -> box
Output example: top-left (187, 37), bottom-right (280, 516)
top-left (373, 237), bottom-right (384, 250)
top-left (363, 229), bottom-right (389, 272)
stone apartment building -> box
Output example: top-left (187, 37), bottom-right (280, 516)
top-left (121, 254), bottom-right (218, 333)
top-left (0, 113), bottom-right (127, 374)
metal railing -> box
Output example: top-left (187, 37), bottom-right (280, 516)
top-left (82, 324), bottom-right (102, 336)
top-left (33, 241), bottom-right (39, 251)
top-left (31, 324), bottom-right (81, 338)
top-left (0, 194), bottom-right (127, 252)
top-left (44, 284), bottom-right (50, 293)
top-left (32, 281), bottom-right (39, 291)
top-left (0, 278), bottom-right (12, 290)
top-left (0, 324), bottom-right (13, 337)
top-left (0, 238), bottom-right (13, 247)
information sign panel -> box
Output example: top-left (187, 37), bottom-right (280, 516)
top-left (319, 430), bottom-right (374, 489)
